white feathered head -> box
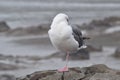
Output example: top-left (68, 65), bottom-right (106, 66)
top-left (51, 13), bottom-right (69, 28)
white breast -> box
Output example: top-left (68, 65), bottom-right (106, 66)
top-left (48, 24), bottom-right (79, 52)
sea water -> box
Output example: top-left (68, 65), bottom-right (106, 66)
top-left (0, 0), bottom-right (120, 76)
top-left (0, 0), bottom-right (120, 28)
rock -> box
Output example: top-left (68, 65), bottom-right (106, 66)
top-left (6, 23), bottom-right (50, 36)
top-left (44, 52), bottom-right (64, 59)
top-left (90, 73), bottom-right (120, 80)
top-left (81, 64), bottom-right (117, 74)
top-left (16, 67), bottom-right (85, 80)
top-left (77, 16), bottom-right (120, 37)
top-left (69, 49), bottom-right (89, 60)
top-left (80, 19), bottom-right (112, 30)
top-left (6, 27), bottom-right (25, 36)
top-left (38, 23), bottom-right (50, 30)
top-left (0, 21), bottom-right (10, 32)
top-left (0, 63), bottom-right (20, 70)
top-left (80, 16), bottom-right (120, 31)
top-left (113, 47), bottom-right (120, 58)
top-left (17, 64), bottom-right (120, 80)
top-left (90, 19), bottom-right (112, 27)
top-left (0, 53), bottom-right (42, 67)
top-left (45, 49), bottom-right (90, 60)
top-left (0, 74), bottom-right (16, 80)
top-left (0, 54), bottom-right (27, 70)
top-left (104, 16), bottom-right (120, 26)
top-left (0, 54), bottom-right (14, 60)
top-left (87, 31), bottom-right (120, 47)
top-left (86, 44), bottom-right (103, 52)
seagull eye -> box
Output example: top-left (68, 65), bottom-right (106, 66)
top-left (66, 18), bottom-right (69, 22)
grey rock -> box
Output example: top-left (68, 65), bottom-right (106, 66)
top-left (81, 16), bottom-right (120, 30)
top-left (0, 54), bottom-right (14, 60)
top-left (46, 44), bottom-right (102, 60)
top-left (113, 47), bottom-right (120, 58)
top-left (6, 23), bottom-right (50, 36)
top-left (0, 74), bottom-right (15, 80)
top-left (17, 64), bottom-right (120, 80)
top-left (87, 31), bottom-right (120, 47)
top-left (0, 63), bottom-right (20, 70)
top-left (90, 73), bottom-right (120, 80)
top-left (45, 49), bottom-right (90, 60)
top-left (104, 16), bottom-right (120, 26)
top-left (86, 44), bottom-right (103, 52)
top-left (16, 67), bottom-right (85, 80)
top-left (0, 21), bottom-right (10, 32)
top-left (0, 54), bottom-right (27, 70)
top-left (69, 49), bottom-right (89, 60)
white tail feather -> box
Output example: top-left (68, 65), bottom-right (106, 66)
top-left (78, 45), bottom-right (87, 50)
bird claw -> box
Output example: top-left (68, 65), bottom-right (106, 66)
top-left (58, 66), bottom-right (69, 72)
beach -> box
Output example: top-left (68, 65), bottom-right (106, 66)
top-left (0, 0), bottom-right (120, 79)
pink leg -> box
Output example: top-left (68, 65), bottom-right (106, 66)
top-left (58, 52), bottom-right (69, 72)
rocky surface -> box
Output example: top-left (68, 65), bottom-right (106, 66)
top-left (78, 16), bottom-right (120, 37)
top-left (80, 16), bottom-right (120, 30)
top-left (90, 73), bottom-right (120, 80)
top-left (45, 48), bottom-right (90, 60)
top-left (88, 31), bottom-right (120, 47)
top-left (0, 74), bottom-right (16, 80)
top-left (0, 21), bottom-right (10, 32)
top-left (86, 44), bottom-right (103, 52)
top-left (0, 54), bottom-right (23, 70)
top-left (113, 47), bottom-right (120, 58)
top-left (6, 23), bottom-right (50, 36)
top-left (0, 63), bottom-right (21, 71)
top-left (3, 16), bottom-right (120, 37)
top-left (16, 64), bottom-right (120, 80)
top-left (0, 54), bottom-right (43, 71)
top-left (0, 53), bottom-right (42, 62)
top-left (45, 44), bottom-right (103, 60)
top-left (69, 49), bottom-right (90, 60)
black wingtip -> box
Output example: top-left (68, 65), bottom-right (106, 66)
top-left (82, 37), bottom-right (90, 40)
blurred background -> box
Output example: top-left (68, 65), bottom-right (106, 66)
top-left (0, 0), bottom-right (120, 80)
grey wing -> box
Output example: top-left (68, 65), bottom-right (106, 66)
top-left (72, 25), bottom-right (84, 47)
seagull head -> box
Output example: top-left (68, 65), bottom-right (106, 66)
top-left (52, 13), bottom-right (69, 25)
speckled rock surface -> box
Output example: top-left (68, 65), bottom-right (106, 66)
top-left (17, 64), bottom-right (120, 80)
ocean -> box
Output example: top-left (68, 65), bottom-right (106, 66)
top-left (0, 0), bottom-right (120, 77)
top-left (0, 0), bottom-right (120, 28)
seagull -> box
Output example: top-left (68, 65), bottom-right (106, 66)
top-left (48, 13), bottom-right (90, 72)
